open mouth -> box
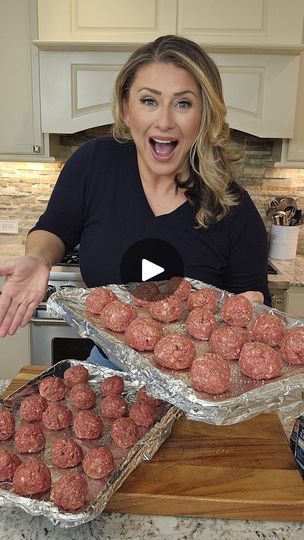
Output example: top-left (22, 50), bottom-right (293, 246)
top-left (149, 138), bottom-right (178, 158)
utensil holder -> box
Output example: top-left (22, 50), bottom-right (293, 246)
top-left (269, 224), bottom-right (299, 260)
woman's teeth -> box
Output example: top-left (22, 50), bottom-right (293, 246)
top-left (150, 138), bottom-right (178, 157)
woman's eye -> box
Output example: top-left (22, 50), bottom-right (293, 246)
top-left (140, 97), bottom-right (157, 106)
top-left (177, 100), bottom-right (191, 109)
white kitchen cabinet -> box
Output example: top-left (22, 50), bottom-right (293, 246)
top-left (0, 327), bottom-right (31, 380)
top-left (37, 0), bottom-right (177, 43)
top-left (275, 51), bottom-right (304, 167)
top-left (37, 0), bottom-right (304, 49)
top-left (285, 287), bottom-right (304, 319)
top-left (0, 0), bottom-right (48, 159)
top-left (177, 0), bottom-right (304, 47)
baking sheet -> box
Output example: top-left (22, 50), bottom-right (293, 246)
top-left (47, 279), bottom-right (304, 425)
top-left (0, 360), bottom-right (182, 528)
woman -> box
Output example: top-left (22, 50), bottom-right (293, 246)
top-left (0, 35), bottom-right (270, 349)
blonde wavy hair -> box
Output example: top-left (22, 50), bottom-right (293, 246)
top-left (112, 35), bottom-right (239, 228)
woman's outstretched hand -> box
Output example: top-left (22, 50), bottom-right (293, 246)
top-left (0, 256), bottom-right (50, 337)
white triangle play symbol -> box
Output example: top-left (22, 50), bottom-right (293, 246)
top-left (142, 258), bottom-right (164, 282)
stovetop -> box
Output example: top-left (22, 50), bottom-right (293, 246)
top-left (59, 246), bottom-right (80, 266)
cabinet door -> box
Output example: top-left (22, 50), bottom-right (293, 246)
top-left (285, 288), bottom-right (304, 319)
top-left (278, 52), bottom-right (304, 166)
top-left (177, 0), bottom-right (304, 46)
top-left (0, 327), bottom-right (31, 379)
top-left (38, 0), bottom-right (176, 42)
top-left (0, 0), bottom-right (43, 157)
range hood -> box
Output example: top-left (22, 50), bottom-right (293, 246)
top-left (36, 43), bottom-right (300, 139)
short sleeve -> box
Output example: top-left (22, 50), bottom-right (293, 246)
top-left (30, 140), bottom-right (96, 252)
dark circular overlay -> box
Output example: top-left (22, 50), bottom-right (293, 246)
top-left (120, 238), bottom-right (184, 300)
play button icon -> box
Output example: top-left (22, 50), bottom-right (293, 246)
top-left (142, 259), bottom-right (164, 281)
top-left (120, 238), bottom-right (184, 298)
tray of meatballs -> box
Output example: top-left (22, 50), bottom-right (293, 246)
top-left (0, 360), bottom-right (182, 527)
top-left (47, 277), bottom-right (304, 425)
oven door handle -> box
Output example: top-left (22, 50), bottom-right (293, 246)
top-left (30, 318), bottom-right (69, 326)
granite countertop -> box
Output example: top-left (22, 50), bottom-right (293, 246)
top-left (269, 254), bottom-right (304, 285)
top-left (1, 377), bottom-right (304, 539)
top-left (0, 507), bottom-right (304, 540)
top-left (1, 244), bottom-right (303, 286)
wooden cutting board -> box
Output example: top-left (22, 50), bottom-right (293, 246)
top-left (2, 365), bottom-right (304, 521)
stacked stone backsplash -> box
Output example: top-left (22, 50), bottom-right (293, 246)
top-left (0, 127), bottom-right (303, 264)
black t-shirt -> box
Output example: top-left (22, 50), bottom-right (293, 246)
top-left (31, 137), bottom-right (271, 305)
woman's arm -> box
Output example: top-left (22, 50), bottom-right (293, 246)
top-left (224, 188), bottom-right (271, 306)
top-left (0, 231), bottom-right (65, 337)
top-left (25, 230), bottom-right (65, 267)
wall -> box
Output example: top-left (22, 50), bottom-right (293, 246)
top-left (0, 128), bottom-right (303, 264)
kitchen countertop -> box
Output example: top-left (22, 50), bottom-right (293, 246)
top-left (0, 507), bottom-right (304, 540)
top-left (1, 378), bottom-right (304, 540)
top-left (268, 255), bottom-right (304, 285)
top-left (1, 248), bottom-right (303, 288)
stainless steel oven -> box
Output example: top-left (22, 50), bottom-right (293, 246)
top-left (30, 263), bottom-right (94, 366)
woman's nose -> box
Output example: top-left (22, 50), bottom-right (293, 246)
top-left (154, 106), bottom-right (175, 130)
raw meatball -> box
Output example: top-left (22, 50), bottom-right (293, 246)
top-left (209, 325), bottom-right (249, 360)
top-left (280, 326), bottom-right (304, 365)
top-left (19, 394), bottom-right (48, 422)
top-left (136, 386), bottom-right (162, 407)
top-left (69, 383), bottom-right (97, 410)
top-left (221, 295), bottom-right (253, 327)
top-left (111, 417), bottom-right (140, 448)
top-left (239, 342), bottom-right (283, 380)
top-left (154, 334), bottom-right (196, 370)
top-left (100, 395), bottom-right (128, 418)
top-left (250, 313), bottom-right (285, 347)
top-left (166, 277), bottom-right (192, 301)
top-left (0, 411), bottom-right (15, 440)
top-left (129, 401), bottom-right (155, 427)
top-left (0, 449), bottom-right (21, 481)
top-left (73, 410), bottom-right (103, 439)
top-left (131, 282), bottom-right (160, 307)
top-left (51, 436), bottom-right (83, 468)
top-left (149, 296), bottom-right (183, 323)
top-left (185, 308), bottom-right (217, 340)
top-left (101, 300), bottom-right (137, 332)
top-left (39, 376), bottom-right (67, 401)
top-left (85, 287), bottom-right (117, 314)
top-left (190, 353), bottom-right (231, 394)
top-left (187, 288), bottom-right (218, 312)
top-left (13, 459), bottom-right (51, 496)
top-left (42, 402), bottom-right (72, 430)
top-left (52, 471), bottom-right (89, 511)
top-left (82, 447), bottom-right (114, 479)
top-left (100, 375), bottom-right (124, 396)
top-left (15, 424), bottom-right (45, 454)
top-left (125, 317), bottom-right (162, 351)
top-left (64, 365), bottom-right (89, 387)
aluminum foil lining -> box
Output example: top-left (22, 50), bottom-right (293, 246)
top-left (0, 359), bottom-right (182, 528)
top-left (47, 279), bottom-right (304, 426)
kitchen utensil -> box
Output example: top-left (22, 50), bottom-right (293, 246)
top-left (271, 211), bottom-right (288, 226)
